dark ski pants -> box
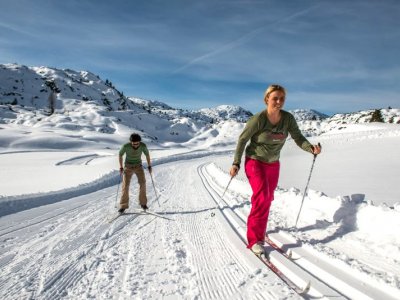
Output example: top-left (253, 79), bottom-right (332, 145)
top-left (245, 158), bottom-right (280, 249)
top-left (120, 164), bottom-right (147, 209)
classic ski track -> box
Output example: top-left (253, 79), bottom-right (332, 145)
top-left (1, 203), bottom-right (101, 298)
top-left (0, 200), bottom-right (91, 238)
top-left (38, 214), bottom-right (139, 299)
top-left (42, 206), bottom-right (146, 299)
top-left (70, 213), bottom-right (151, 299)
top-left (156, 161), bottom-right (291, 300)
top-left (197, 164), bottom-right (304, 298)
top-left (198, 163), bottom-right (338, 297)
top-left (0, 187), bottom-right (142, 299)
top-left (199, 162), bottom-right (400, 300)
top-left (1, 157), bottom-right (300, 299)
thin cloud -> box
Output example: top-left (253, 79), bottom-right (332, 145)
top-left (0, 22), bottom-right (36, 38)
top-left (172, 4), bottom-right (321, 75)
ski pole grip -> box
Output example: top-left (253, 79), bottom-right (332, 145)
top-left (312, 142), bottom-right (322, 157)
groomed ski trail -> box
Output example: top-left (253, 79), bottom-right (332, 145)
top-left (199, 162), bottom-right (400, 300)
top-left (0, 157), bottom-right (301, 299)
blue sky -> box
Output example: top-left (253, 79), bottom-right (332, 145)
top-left (1, 0), bottom-right (399, 115)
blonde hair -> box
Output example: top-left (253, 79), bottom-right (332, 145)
top-left (264, 84), bottom-right (286, 102)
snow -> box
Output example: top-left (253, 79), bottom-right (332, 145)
top-left (1, 63), bottom-right (400, 299)
top-left (1, 121), bottom-right (400, 299)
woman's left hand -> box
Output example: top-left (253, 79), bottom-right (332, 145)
top-left (312, 143), bottom-right (322, 155)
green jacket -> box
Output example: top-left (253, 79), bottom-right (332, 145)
top-left (119, 142), bottom-right (149, 165)
top-left (233, 110), bottom-right (313, 166)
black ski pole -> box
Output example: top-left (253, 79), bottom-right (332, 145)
top-left (149, 170), bottom-right (161, 207)
top-left (221, 176), bottom-right (233, 199)
top-left (294, 143), bottom-right (321, 228)
top-left (211, 176), bottom-right (234, 217)
top-left (115, 173), bottom-right (122, 208)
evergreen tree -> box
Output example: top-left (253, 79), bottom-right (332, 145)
top-left (370, 109), bottom-right (384, 122)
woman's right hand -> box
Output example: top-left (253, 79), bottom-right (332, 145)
top-left (230, 165), bottom-right (239, 177)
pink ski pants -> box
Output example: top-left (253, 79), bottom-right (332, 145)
top-left (244, 157), bottom-right (280, 248)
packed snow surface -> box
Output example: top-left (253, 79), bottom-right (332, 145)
top-left (0, 118), bottom-right (399, 299)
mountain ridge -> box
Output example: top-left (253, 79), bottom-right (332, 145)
top-left (1, 63), bottom-right (399, 147)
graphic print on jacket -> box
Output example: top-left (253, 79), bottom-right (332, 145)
top-left (252, 128), bottom-right (288, 146)
top-left (267, 131), bottom-right (286, 143)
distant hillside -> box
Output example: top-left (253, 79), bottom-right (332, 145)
top-left (197, 105), bottom-right (253, 123)
top-left (328, 109), bottom-right (400, 124)
top-left (295, 108), bottom-right (400, 136)
top-left (289, 109), bottom-right (329, 121)
top-left (129, 98), bottom-right (252, 124)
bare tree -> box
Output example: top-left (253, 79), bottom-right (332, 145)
top-left (45, 80), bottom-right (59, 115)
top-left (48, 90), bottom-right (56, 115)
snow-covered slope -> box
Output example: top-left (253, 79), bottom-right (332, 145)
top-left (0, 63), bottom-right (129, 110)
top-left (197, 105), bottom-right (253, 123)
top-left (0, 64), bottom-right (252, 149)
top-left (289, 109), bottom-right (329, 121)
top-left (1, 128), bottom-right (400, 299)
top-left (2, 63), bottom-right (400, 148)
top-left (329, 108), bottom-right (400, 124)
top-left (294, 108), bottom-right (400, 137)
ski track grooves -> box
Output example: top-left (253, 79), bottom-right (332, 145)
top-left (198, 163), bottom-right (343, 299)
top-left (1, 157), bottom-right (301, 299)
top-left (0, 190), bottom-right (140, 299)
top-left (156, 163), bottom-right (245, 299)
top-left (199, 162), bottom-right (400, 300)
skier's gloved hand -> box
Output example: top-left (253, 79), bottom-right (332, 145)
top-left (311, 143), bottom-right (322, 155)
top-left (148, 166), bottom-right (152, 173)
top-left (230, 164), bottom-right (240, 177)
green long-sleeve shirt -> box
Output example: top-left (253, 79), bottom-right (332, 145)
top-left (119, 142), bottom-right (149, 165)
top-left (233, 110), bottom-right (313, 166)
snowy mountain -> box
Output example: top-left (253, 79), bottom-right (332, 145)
top-left (289, 109), bottom-right (329, 121)
top-left (1, 63), bottom-right (400, 147)
top-left (0, 63), bottom-right (130, 111)
top-left (0, 63), bottom-right (252, 148)
top-left (293, 108), bottom-right (400, 137)
top-left (328, 108), bottom-right (400, 124)
top-left (197, 105), bottom-right (253, 123)
top-left (129, 97), bottom-right (251, 124)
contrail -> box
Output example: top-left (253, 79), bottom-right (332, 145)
top-left (0, 22), bottom-right (34, 37)
top-left (172, 4), bottom-right (321, 74)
